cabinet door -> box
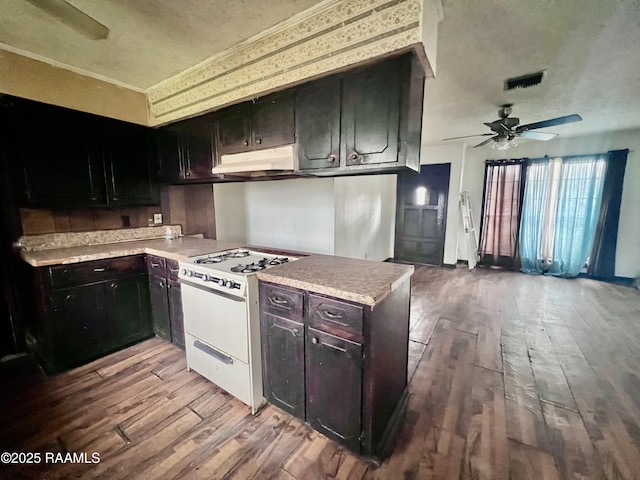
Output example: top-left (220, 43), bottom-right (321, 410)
top-left (261, 314), bottom-right (305, 418)
top-left (306, 327), bottom-right (362, 453)
top-left (216, 104), bottom-right (252, 155)
top-left (168, 279), bottom-right (185, 349)
top-left (296, 78), bottom-right (341, 170)
top-left (156, 129), bottom-right (184, 183)
top-left (50, 283), bottom-right (111, 365)
top-left (342, 59), bottom-right (402, 166)
top-left (106, 274), bottom-right (153, 346)
top-left (104, 124), bottom-right (159, 205)
top-left (252, 92), bottom-right (295, 150)
top-left (22, 109), bottom-right (106, 206)
top-left (182, 120), bottom-right (216, 180)
top-left (149, 275), bottom-right (171, 341)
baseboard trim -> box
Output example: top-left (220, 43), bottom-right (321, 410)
top-left (443, 263), bottom-right (458, 269)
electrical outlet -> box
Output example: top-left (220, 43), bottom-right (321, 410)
top-left (153, 213), bottom-right (162, 224)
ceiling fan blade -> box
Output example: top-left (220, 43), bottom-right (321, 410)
top-left (518, 131), bottom-right (558, 141)
top-left (442, 133), bottom-right (494, 141)
top-left (516, 114), bottom-right (582, 132)
top-left (25, 0), bottom-right (109, 40)
top-left (473, 137), bottom-right (496, 148)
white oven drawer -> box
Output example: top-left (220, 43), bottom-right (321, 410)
top-left (181, 282), bottom-right (249, 363)
top-left (185, 333), bottom-right (251, 406)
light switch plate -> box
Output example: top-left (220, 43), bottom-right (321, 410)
top-left (153, 213), bottom-right (162, 224)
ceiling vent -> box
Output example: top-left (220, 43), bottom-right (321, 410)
top-left (504, 71), bottom-right (545, 91)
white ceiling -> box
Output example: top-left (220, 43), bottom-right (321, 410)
top-left (1, 0), bottom-right (639, 145)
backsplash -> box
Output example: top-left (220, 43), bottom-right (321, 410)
top-left (20, 206), bottom-right (163, 236)
top-left (17, 225), bottom-right (182, 251)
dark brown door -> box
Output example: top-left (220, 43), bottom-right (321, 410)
top-left (261, 313), bottom-right (305, 419)
top-left (167, 279), bottom-right (184, 349)
top-left (149, 275), bottom-right (171, 341)
top-left (216, 104), bottom-right (252, 155)
top-left (342, 57), bottom-right (402, 166)
top-left (156, 129), bottom-right (184, 182)
top-left (296, 77), bottom-right (341, 170)
top-left (305, 327), bottom-right (362, 453)
top-left (106, 274), bottom-right (153, 346)
top-left (252, 92), bottom-right (295, 150)
top-left (182, 119), bottom-right (216, 180)
top-left (395, 164), bottom-right (450, 265)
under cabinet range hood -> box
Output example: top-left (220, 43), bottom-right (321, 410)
top-left (211, 144), bottom-right (298, 177)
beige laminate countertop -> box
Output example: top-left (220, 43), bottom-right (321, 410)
top-left (256, 254), bottom-right (414, 307)
top-left (20, 237), bottom-right (245, 267)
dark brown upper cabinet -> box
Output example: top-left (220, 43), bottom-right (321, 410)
top-left (216, 92), bottom-right (294, 156)
top-left (156, 116), bottom-right (217, 183)
top-left (297, 52), bottom-right (425, 176)
top-left (103, 122), bottom-right (159, 206)
top-left (19, 104), bottom-right (107, 207)
top-left (296, 77), bottom-right (341, 171)
top-left (14, 98), bottom-right (159, 208)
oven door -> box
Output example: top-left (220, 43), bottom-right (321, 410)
top-left (181, 282), bottom-right (249, 363)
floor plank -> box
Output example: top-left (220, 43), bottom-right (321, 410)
top-left (1, 266), bottom-right (639, 479)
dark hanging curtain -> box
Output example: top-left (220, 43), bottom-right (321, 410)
top-left (478, 159), bottom-right (527, 269)
top-left (587, 149), bottom-right (629, 279)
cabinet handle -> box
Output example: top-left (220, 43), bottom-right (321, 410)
top-left (150, 263), bottom-right (161, 268)
top-left (323, 310), bottom-right (344, 320)
top-left (159, 281), bottom-right (165, 288)
top-left (169, 267), bottom-right (179, 274)
top-left (110, 282), bottom-right (117, 289)
top-left (273, 322), bottom-right (299, 337)
top-left (93, 267), bottom-right (108, 272)
top-left (349, 152), bottom-right (359, 160)
top-left (312, 337), bottom-right (319, 344)
top-left (243, 140), bottom-right (249, 146)
top-left (256, 138), bottom-right (262, 145)
top-left (327, 154), bottom-right (337, 163)
top-left (271, 296), bottom-right (289, 305)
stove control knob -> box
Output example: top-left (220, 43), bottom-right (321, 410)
top-left (217, 278), bottom-right (226, 287)
top-left (182, 268), bottom-right (194, 277)
top-left (202, 274), bottom-right (211, 282)
top-left (225, 280), bottom-right (235, 289)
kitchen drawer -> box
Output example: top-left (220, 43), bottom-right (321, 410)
top-left (146, 255), bottom-right (167, 277)
top-left (259, 282), bottom-right (303, 322)
top-left (308, 294), bottom-right (363, 336)
top-left (49, 255), bottom-right (146, 288)
top-left (185, 333), bottom-right (252, 406)
top-left (166, 259), bottom-right (180, 281)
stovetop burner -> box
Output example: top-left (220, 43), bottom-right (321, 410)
top-left (231, 263), bottom-right (266, 273)
top-left (193, 249), bottom-right (251, 264)
top-left (186, 249), bottom-right (298, 277)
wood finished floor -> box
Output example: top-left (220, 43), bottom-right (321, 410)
top-left (2, 266), bottom-right (640, 479)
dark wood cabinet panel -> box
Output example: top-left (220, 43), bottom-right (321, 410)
top-left (306, 327), bottom-right (362, 453)
top-left (252, 92), bottom-right (295, 150)
top-left (50, 283), bottom-right (111, 363)
top-left (261, 313), bottom-right (305, 418)
top-left (217, 104), bottom-right (252, 155)
top-left (168, 279), bottom-right (184, 349)
top-left (104, 124), bottom-right (159, 206)
top-left (296, 78), bottom-right (341, 170)
top-left (29, 255), bottom-right (154, 373)
top-left (182, 120), bottom-right (216, 179)
top-left (156, 129), bottom-right (184, 183)
top-left (342, 57), bottom-right (402, 166)
top-left (149, 275), bottom-right (171, 341)
top-left (107, 274), bottom-right (154, 345)
top-left (259, 282), bottom-right (304, 321)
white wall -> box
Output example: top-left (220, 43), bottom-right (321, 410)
top-left (214, 178), bottom-right (336, 254)
top-left (213, 182), bottom-right (248, 242)
top-left (334, 175), bottom-right (397, 261)
top-left (420, 143), bottom-right (466, 265)
top-left (461, 129), bottom-right (640, 278)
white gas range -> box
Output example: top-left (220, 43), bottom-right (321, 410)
top-left (178, 248), bottom-right (298, 413)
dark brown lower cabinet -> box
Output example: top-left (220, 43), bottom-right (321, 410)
top-left (146, 255), bottom-right (184, 349)
top-left (261, 314), bottom-right (305, 419)
top-left (306, 327), bottom-right (362, 453)
top-left (259, 278), bottom-right (411, 462)
top-left (167, 278), bottom-right (184, 349)
top-left (28, 256), bottom-right (153, 373)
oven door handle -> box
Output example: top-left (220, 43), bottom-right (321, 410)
top-left (193, 340), bottom-right (234, 365)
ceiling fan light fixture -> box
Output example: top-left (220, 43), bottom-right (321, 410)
top-left (491, 137), bottom-right (518, 150)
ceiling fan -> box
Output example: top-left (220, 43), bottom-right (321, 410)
top-left (443, 104), bottom-right (582, 150)
top-left (25, 0), bottom-right (109, 40)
